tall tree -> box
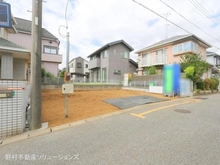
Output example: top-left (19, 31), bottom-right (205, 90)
top-left (180, 54), bottom-right (209, 89)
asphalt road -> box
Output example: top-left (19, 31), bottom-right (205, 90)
top-left (0, 93), bottom-right (220, 165)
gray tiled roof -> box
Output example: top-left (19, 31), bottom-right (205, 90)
top-left (0, 37), bottom-right (26, 49)
top-left (88, 40), bottom-right (134, 58)
top-left (136, 34), bottom-right (211, 53)
top-left (14, 17), bottom-right (58, 40)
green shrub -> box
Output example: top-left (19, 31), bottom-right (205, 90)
top-left (204, 78), bottom-right (211, 90)
top-left (209, 79), bottom-right (215, 90)
top-left (211, 78), bottom-right (219, 90)
top-left (196, 81), bottom-right (205, 90)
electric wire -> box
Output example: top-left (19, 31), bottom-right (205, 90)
top-left (159, 0), bottom-right (220, 45)
top-left (132, 0), bottom-right (220, 50)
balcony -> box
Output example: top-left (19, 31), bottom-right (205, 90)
top-left (42, 53), bottom-right (62, 63)
top-left (88, 58), bottom-right (101, 69)
top-left (140, 54), bottom-right (167, 67)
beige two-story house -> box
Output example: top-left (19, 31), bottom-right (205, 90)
top-left (136, 34), bottom-right (211, 75)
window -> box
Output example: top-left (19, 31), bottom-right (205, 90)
top-left (91, 56), bottom-right (96, 60)
top-left (121, 51), bottom-right (128, 58)
top-left (97, 69), bottom-right (101, 82)
top-left (113, 49), bottom-right (116, 55)
top-left (184, 42), bottom-right (191, 51)
top-left (102, 51), bottom-right (107, 58)
top-left (173, 44), bottom-right (182, 54)
top-left (156, 49), bottom-right (166, 63)
top-left (85, 64), bottom-right (88, 68)
top-left (43, 45), bottom-right (57, 54)
top-left (173, 41), bottom-right (198, 54)
top-left (114, 70), bottom-right (121, 75)
top-left (142, 53), bottom-right (151, 66)
top-left (102, 68), bottom-right (107, 82)
top-left (77, 63), bottom-right (81, 68)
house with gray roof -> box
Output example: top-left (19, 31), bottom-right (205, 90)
top-left (69, 56), bottom-right (89, 82)
top-left (87, 40), bottom-right (137, 83)
top-left (0, 6), bottom-right (31, 140)
top-left (206, 51), bottom-right (220, 77)
top-left (8, 17), bottom-right (62, 76)
top-left (136, 34), bottom-right (211, 76)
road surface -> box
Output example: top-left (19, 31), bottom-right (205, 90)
top-left (0, 93), bottom-right (220, 165)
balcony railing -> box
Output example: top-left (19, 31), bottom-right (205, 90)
top-left (88, 58), bottom-right (101, 69)
top-left (140, 54), bottom-right (167, 67)
top-left (42, 53), bottom-right (62, 63)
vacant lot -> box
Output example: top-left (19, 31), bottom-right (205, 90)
top-left (42, 89), bottom-right (166, 127)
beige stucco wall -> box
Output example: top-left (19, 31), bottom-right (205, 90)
top-left (137, 39), bottom-right (209, 76)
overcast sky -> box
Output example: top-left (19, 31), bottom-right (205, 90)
top-left (6, 0), bottom-right (220, 69)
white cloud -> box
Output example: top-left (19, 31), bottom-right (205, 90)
top-left (5, 0), bottom-right (220, 69)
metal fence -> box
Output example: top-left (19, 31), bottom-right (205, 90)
top-left (42, 77), bottom-right (64, 85)
top-left (42, 77), bottom-right (123, 85)
top-left (130, 75), bottom-right (164, 88)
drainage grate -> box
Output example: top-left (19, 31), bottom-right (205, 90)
top-left (194, 97), bottom-right (208, 100)
top-left (174, 109), bottom-right (191, 113)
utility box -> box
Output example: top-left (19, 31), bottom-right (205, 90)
top-left (62, 84), bottom-right (74, 94)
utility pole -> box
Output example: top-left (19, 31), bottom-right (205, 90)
top-left (65, 31), bottom-right (70, 118)
top-left (66, 31), bottom-right (70, 73)
top-left (30, 0), bottom-right (42, 130)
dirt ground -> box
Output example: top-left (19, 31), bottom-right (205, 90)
top-left (42, 89), bottom-right (168, 127)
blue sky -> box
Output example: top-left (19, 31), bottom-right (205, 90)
top-left (5, 0), bottom-right (220, 69)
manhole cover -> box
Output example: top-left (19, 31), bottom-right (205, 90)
top-left (174, 109), bottom-right (191, 113)
top-left (195, 97), bottom-right (208, 100)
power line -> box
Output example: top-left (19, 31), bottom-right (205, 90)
top-left (189, 0), bottom-right (220, 27)
top-left (132, 0), bottom-right (220, 50)
top-left (159, 0), bottom-right (220, 44)
top-left (194, 0), bottom-right (220, 25)
top-left (132, 0), bottom-right (192, 34)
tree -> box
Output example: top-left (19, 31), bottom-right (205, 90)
top-left (184, 66), bottom-right (194, 79)
top-left (144, 66), bottom-right (157, 75)
top-left (58, 69), bottom-right (65, 78)
top-left (41, 68), bottom-right (54, 78)
top-left (180, 53), bottom-right (209, 89)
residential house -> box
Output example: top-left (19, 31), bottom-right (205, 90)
top-left (69, 56), bottom-right (89, 82)
top-left (0, 2), bottom-right (31, 139)
top-left (207, 51), bottom-right (220, 77)
top-left (136, 34), bottom-right (211, 76)
top-left (8, 17), bottom-right (62, 76)
top-left (87, 40), bottom-right (138, 83)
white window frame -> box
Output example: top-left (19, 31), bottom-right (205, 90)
top-left (173, 41), bottom-right (198, 54)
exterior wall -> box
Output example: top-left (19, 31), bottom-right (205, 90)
top-left (88, 43), bottom-right (136, 83)
top-left (108, 43), bottom-right (133, 83)
top-left (69, 57), bottom-right (88, 82)
top-left (207, 56), bottom-right (215, 65)
top-left (8, 32), bottom-right (31, 50)
top-left (8, 32), bottom-right (62, 75)
top-left (75, 57), bottom-right (84, 74)
top-left (138, 38), bottom-right (209, 76)
top-left (13, 58), bottom-right (26, 79)
top-left (41, 62), bottom-right (59, 76)
top-left (1, 53), bottom-right (13, 79)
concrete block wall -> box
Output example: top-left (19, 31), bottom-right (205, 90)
top-left (0, 80), bottom-right (27, 140)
